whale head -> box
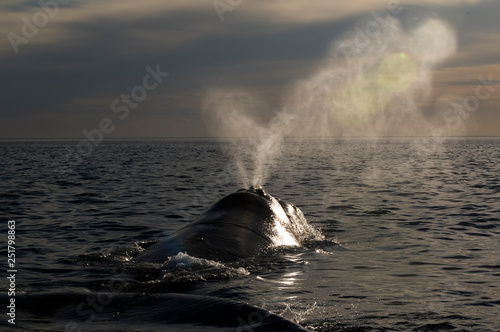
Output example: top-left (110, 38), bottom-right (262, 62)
top-left (134, 188), bottom-right (322, 263)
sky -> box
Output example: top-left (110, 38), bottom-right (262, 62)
top-left (1, 0), bottom-right (499, 138)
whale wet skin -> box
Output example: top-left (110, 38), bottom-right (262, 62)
top-left (133, 187), bottom-right (321, 263)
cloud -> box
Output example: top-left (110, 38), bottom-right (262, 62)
top-left (227, 0), bottom-right (484, 25)
top-left (0, 0), bottom-right (499, 138)
top-left (1, 0), bottom-right (487, 57)
top-left (0, 0), bottom-right (219, 56)
top-left (447, 80), bottom-right (500, 86)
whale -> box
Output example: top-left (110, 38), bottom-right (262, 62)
top-left (11, 292), bottom-right (309, 331)
top-left (133, 187), bottom-right (321, 263)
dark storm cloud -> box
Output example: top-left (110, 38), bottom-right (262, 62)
top-left (0, 7), bottom-right (351, 116)
top-left (0, 0), bottom-right (499, 138)
top-left (0, 9), bottom-right (214, 114)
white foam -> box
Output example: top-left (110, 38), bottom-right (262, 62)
top-left (160, 252), bottom-right (250, 279)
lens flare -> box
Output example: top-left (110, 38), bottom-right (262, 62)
top-left (204, 11), bottom-right (457, 186)
top-left (331, 52), bottom-right (418, 128)
top-left (377, 52), bottom-right (418, 93)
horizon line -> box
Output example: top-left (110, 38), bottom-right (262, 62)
top-left (1, 135), bottom-right (500, 141)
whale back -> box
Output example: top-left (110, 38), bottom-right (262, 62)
top-left (167, 191), bottom-right (278, 262)
top-left (134, 188), bottom-right (320, 263)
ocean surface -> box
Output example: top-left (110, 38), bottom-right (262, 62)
top-left (1, 138), bottom-right (499, 331)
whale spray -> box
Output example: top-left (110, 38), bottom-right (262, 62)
top-left (204, 9), bottom-right (457, 188)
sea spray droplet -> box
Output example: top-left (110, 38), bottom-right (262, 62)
top-left (204, 11), bottom-right (458, 182)
top-left (204, 89), bottom-right (288, 187)
top-left (410, 19), bottom-right (457, 65)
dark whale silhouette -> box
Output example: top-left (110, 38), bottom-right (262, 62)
top-left (12, 292), bottom-right (309, 331)
top-left (134, 187), bottom-right (321, 263)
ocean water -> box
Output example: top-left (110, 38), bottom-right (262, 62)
top-left (1, 138), bottom-right (499, 331)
